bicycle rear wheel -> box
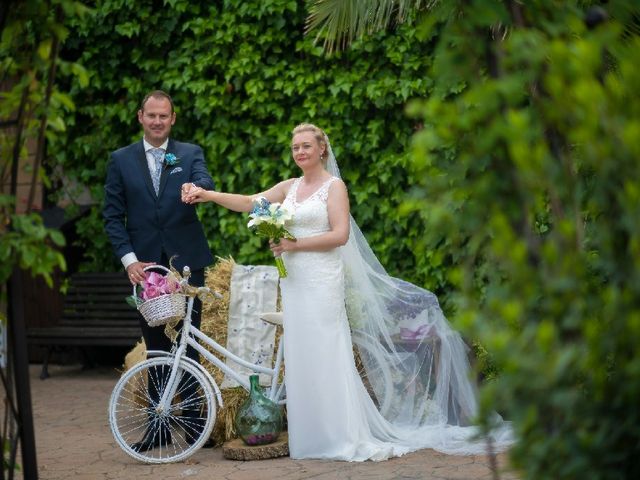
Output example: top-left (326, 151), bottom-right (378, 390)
top-left (353, 332), bottom-right (393, 416)
top-left (109, 356), bottom-right (216, 463)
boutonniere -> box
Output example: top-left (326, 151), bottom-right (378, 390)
top-left (164, 153), bottom-right (179, 167)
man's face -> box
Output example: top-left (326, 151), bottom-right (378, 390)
top-left (138, 96), bottom-right (175, 146)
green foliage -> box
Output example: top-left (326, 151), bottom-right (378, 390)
top-left (0, 196), bottom-right (66, 287)
top-left (0, 0), bottom-right (90, 178)
top-left (306, 0), bottom-right (428, 53)
top-left (2, 439), bottom-right (20, 473)
top-left (0, 1), bottom-right (85, 293)
top-left (52, 0), bottom-right (441, 293)
top-left (406, 1), bottom-right (640, 478)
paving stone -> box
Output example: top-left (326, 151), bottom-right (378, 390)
top-left (7, 364), bottom-right (521, 480)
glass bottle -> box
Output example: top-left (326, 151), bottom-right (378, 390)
top-left (235, 374), bottom-right (283, 446)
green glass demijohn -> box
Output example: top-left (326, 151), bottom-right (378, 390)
top-left (235, 374), bottom-right (283, 446)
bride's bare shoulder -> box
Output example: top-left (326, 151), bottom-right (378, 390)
top-left (328, 177), bottom-right (347, 192)
top-left (282, 177), bottom-right (299, 186)
top-left (279, 177), bottom-right (299, 193)
top-left (262, 177), bottom-right (299, 203)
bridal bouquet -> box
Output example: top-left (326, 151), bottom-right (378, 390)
top-left (248, 197), bottom-right (295, 277)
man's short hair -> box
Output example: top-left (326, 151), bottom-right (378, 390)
top-left (140, 90), bottom-right (174, 113)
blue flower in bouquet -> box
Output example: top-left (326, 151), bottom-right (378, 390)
top-left (164, 153), bottom-right (179, 166)
top-left (248, 198), bottom-right (294, 230)
top-left (248, 197), bottom-right (273, 222)
top-left (248, 197), bottom-right (295, 277)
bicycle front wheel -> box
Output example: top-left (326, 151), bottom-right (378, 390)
top-left (109, 356), bottom-right (216, 463)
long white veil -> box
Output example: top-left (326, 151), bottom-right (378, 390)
top-left (325, 137), bottom-right (513, 454)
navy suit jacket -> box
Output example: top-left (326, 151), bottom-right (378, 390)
top-left (103, 139), bottom-right (214, 272)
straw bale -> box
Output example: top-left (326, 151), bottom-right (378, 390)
top-left (212, 387), bottom-right (248, 446)
top-left (199, 256), bottom-right (235, 386)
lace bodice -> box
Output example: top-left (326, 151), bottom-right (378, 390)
top-left (282, 177), bottom-right (338, 239)
top-left (280, 176), bottom-right (342, 287)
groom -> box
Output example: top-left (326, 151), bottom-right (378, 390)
top-left (103, 90), bottom-right (214, 451)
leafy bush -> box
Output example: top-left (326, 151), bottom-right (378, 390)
top-left (0, 196), bottom-right (66, 287)
top-left (407, 1), bottom-right (640, 478)
top-left (0, 0), bottom-right (84, 290)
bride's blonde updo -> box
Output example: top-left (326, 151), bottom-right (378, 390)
top-left (291, 123), bottom-right (328, 165)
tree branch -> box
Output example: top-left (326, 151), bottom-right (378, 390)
top-left (27, 5), bottom-right (62, 213)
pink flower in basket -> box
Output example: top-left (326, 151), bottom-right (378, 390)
top-left (141, 271), bottom-right (180, 301)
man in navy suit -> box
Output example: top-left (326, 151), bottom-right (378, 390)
top-left (103, 90), bottom-right (213, 451)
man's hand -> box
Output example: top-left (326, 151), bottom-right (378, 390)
top-left (182, 185), bottom-right (207, 204)
top-left (181, 182), bottom-right (197, 203)
top-left (127, 261), bottom-right (156, 285)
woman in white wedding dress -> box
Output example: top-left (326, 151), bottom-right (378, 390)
top-left (183, 123), bottom-right (513, 461)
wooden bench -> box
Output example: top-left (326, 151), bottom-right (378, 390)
top-left (27, 272), bottom-right (141, 379)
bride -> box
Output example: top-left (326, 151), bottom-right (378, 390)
top-left (182, 123), bottom-right (513, 461)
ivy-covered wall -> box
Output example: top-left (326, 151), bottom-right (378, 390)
top-left (53, 0), bottom-right (441, 291)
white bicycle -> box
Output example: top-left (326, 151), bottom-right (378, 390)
top-left (108, 265), bottom-right (393, 464)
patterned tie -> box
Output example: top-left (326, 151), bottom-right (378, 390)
top-left (149, 148), bottom-right (164, 194)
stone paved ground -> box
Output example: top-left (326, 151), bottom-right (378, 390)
top-left (21, 364), bottom-right (518, 480)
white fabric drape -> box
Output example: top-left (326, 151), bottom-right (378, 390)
top-left (221, 264), bottom-right (279, 388)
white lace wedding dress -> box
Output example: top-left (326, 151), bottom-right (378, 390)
top-left (280, 176), bottom-right (512, 461)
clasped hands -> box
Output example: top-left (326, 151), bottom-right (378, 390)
top-left (181, 182), bottom-right (204, 204)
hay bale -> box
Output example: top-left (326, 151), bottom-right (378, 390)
top-left (121, 340), bottom-right (148, 409)
top-left (212, 387), bottom-right (248, 446)
top-left (123, 339), bottom-right (146, 371)
top-left (200, 256), bottom-right (235, 386)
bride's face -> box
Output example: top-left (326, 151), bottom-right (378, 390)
top-left (291, 132), bottom-right (324, 169)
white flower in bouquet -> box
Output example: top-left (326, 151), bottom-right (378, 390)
top-left (248, 197), bottom-right (295, 277)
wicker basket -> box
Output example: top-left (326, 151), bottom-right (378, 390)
top-left (138, 293), bottom-right (186, 327)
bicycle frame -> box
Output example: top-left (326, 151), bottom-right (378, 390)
top-left (154, 293), bottom-right (286, 416)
